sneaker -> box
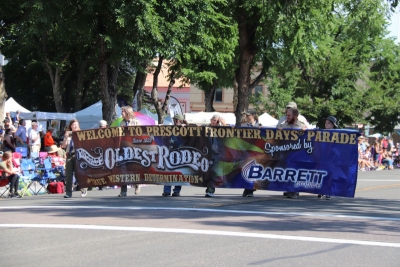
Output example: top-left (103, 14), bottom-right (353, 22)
top-left (325, 195), bottom-right (331, 200)
top-left (64, 195), bottom-right (71, 198)
top-left (247, 192), bottom-right (253, 197)
top-left (283, 192), bottom-right (288, 196)
top-left (205, 192), bottom-right (214, 198)
top-left (134, 185), bottom-right (141, 195)
top-left (287, 192), bottom-right (298, 199)
top-left (118, 192), bottom-right (127, 197)
top-left (172, 192), bottom-right (180, 197)
top-left (317, 194), bottom-right (322, 199)
top-left (81, 189), bottom-right (87, 197)
top-left (162, 192), bottom-right (170, 197)
top-left (13, 193), bottom-right (22, 198)
top-left (242, 189), bottom-right (248, 197)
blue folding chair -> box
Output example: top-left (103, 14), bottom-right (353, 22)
top-left (20, 158), bottom-right (43, 195)
top-left (38, 157), bottom-right (58, 181)
top-left (15, 147), bottom-right (28, 158)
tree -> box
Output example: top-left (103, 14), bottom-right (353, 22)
top-left (365, 39), bottom-right (400, 133)
top-left (1, 0), bottom-right (100, 112)
top-left (0, 67), bottom-right (6, 120)
top-left (147, 0), bottom-right (236, 123)
top-left (179, 3), bottom-right (238, 112)
top-left (250, 0), bottom-right (391, 128)
top-left (229, 0), bottom-right (341, 125)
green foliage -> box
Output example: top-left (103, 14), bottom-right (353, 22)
top-left (252, 0), bottom-right (391, 129)
top-left (365, 39), bottom-right (400, 133)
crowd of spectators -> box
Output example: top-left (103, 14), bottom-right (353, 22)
top-left (358, 135), bottom-right (399, 171)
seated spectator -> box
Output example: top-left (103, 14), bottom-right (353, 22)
top-left (358, 146), bottom-right (374, 171)
top-left (47, 145), bottom-right (66, 168)
top-left (44, 127), bottom-right (56, 151)
top-left (57, 141), bottom-right (67, 159)
top-left (381, 148), bottom-right (394, 170)
top-left (0, 151), bottom-right (21, 198)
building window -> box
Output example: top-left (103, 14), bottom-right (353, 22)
top-left (254, 85), bottom-right (263, 95)
top-left (214, 88), bottom-right (222, 102)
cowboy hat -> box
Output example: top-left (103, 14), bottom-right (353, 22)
top-left (47, 145), bottom-right (60, 154)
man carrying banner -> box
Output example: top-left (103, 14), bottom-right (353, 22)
top-left (241, 109), bottom-right (262, 197)
top-left (278, 108), bottom-right (307, 198)
top-left (162, 114), bottom-right (187, 197)
top-left (118, 106), bottom-right (141, 197)
top-left (277, 101), bottom-right (310, 128)
top-left (205, 114), bottom-right (227, 197)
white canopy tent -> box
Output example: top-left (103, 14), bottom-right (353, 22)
top-left (258, 112), bottom-right (279, 127)
top-left (185, 112), bottom-right (236, 125)
top-left (5, 97), bottom-right (32, 129)
top-left (76, 101), bottom-right (122, 130)
top-left (19, 111), bottom-right (76, 121)
top-left (19, 111), bottom-right (76, 133)
top-left (5, 97), bottom-right (31, 114)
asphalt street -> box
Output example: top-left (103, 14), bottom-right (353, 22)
top-left (1, 169), bottom-right (400, 267)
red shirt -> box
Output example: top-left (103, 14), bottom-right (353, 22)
top-left (44, 131), bottom-right (55, 147)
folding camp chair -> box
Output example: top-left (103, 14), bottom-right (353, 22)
top-left (20, 158), bottom-right (44, 195)
top-left (37, 157), bottom-right (58, 182)
top-left (15, 147), bottom-right (28, 158)
top-left (12, 152), bottom-right (22, 168)
top-left (0, 171), bottom-right (11, 198)
top-left (30, 151), bottom-right (39, 160)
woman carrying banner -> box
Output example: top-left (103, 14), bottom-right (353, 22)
top-left (118, 106), bottom-right (141, 197)
top-left (63, 119), bottom-right (88, 198)
top-left (317, 116), bottom-right (338, 200)
top-left (162, 114), bottom-right (187, 197)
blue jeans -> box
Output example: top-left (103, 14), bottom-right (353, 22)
top-left (382, 158), bottom-right (393, 167)
top-left (163, 185), bottom-right (181, 194)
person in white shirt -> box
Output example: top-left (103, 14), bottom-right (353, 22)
top-left (28, 122), bottom-right (41, 158)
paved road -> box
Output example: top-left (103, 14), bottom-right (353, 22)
top-left (1, 170), bottom-right (400, 266)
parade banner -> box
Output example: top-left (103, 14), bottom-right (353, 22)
top-left (73, 126), bottom-right (359, 197)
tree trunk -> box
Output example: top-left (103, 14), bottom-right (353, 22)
top-left (106, 61), bottom-right (120, 121)
top-left (0, 67), bottom-right (7, 121)
top-left (74, 59), bottom-right (89, 111)
top-left (234, 9), bottom-right (258, 126)
top-left (204, 81), bottom-right (217, 112)
top-left (45, 61), bottom-right (66, 112)
top-left (151, 56), bottom-right (164, 124)
top-left (160, 70), bottom-right (176, 123)
top-left (98, 37), bottom-right (115, 124)
top-left (232, 76), bottom-right (238, 113)
top-left (132, 61), bottom-right (148, 111)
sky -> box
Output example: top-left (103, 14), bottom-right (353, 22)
top-left (387, 10), bottom-right (400, 43)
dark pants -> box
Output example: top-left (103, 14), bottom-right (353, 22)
top-left (7, 174), bottom-right (20, 194)
top-left (163, 185), bottom-right (181, 194)
top-left (65, 154), bottom-right (86, 196)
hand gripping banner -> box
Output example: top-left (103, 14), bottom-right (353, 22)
top-left (73, 126), bottom-right (359, 197)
